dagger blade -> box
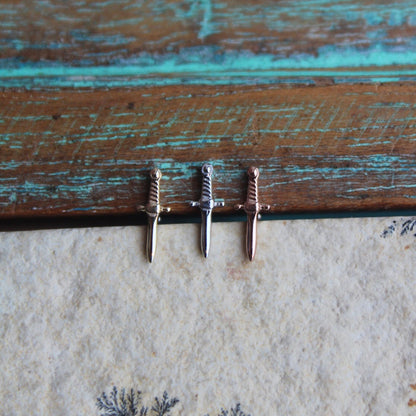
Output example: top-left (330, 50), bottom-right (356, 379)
top-left (246, 211), bottom-right (258, 261)
top-left (200, 209), bottom-right (212, 258)
top-left (146, 214), bottom-right (159, 263)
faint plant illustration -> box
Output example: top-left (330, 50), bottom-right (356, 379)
top-left (381, 218), bottom-right (416, 238)
top-left (151, 391), bottom-right (180, 416)
top-left (206, 403), bottom-right (251, 416)
top-left (97, 387), bottom-right (250, 416)
top-left (96, 387), bottom-right (178, 416)
top-left (400, 219), bottom-right (416, 236)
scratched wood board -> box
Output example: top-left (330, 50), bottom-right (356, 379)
top-left (2, 83), bottom-right (416, 219)
top-left (2, 0), bottom-right (416, 71)
top-left (1, 1), bottom-right (416, 222)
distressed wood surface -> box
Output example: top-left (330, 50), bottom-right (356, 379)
top-left (2, 83), bottom-right (416, 219)
top-left (2, 0), bottom-right (416, 67)
top-left (1, 1), bottom-right (416, 222)
top-left (2, 0), bottom-right (416, 88)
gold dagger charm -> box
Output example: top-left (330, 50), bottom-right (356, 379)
top-left (137, 168), bottom-right (171, 262)
top-left (235, 167), bottom-right (270, 261)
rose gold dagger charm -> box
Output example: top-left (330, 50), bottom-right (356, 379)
top-left (235, 167), bottom-right (270, 261)
top-left (137, 168), bottom-right (171, 263)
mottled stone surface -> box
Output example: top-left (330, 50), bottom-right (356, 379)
top-left (1, 218), bottom-right (416, 415)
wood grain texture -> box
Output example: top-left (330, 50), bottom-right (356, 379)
top-left (2, 0), bottom-right (416, 64)
top-left (2, 0), bottom-right (416, 88)
top-left (1, 83), bottom-right (416, 219)
top-left (2, 1), bottom-right (416, 222)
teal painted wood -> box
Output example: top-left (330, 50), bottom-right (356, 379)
top-left (1, 1), bottom-right (416, 87)
top-left (2, 69), bottom-right (416, 89)
top-left (1, 84), bottom-right (416, 218)
top-left (2, 1), bottom-right (416, 220)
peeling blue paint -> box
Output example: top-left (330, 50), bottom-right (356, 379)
top-left (1, 42), bottom-right (416, 88)
top-left (0, 74), bottom-right (414, 89)
top-left (2, 45), bottom-right (416, 74)
top-left (198, 0), bottom-right (216, 40)
top-left (2, 1), bottom-right (416, 216)
top-left (388, 10), bottom-right (405, 26)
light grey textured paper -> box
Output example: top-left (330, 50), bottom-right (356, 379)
top-left (1, 218), bottom-right (415, 415)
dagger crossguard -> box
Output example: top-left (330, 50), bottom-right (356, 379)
top-left (234, 166), bottom-right (270, 215)
top-left (137, 168), bottom-right (171, 219)
top-left (235, 166), bottom-right (270, 261)
top-left (137, 168), bottom-right (171, 262)
top-left (190, 164), bottom-right (224, 258)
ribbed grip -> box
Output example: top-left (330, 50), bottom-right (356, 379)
top-left (148, 178), bottom-right (160, 205)
top-left (247, 175), bottom-right (258, 204)
top-left (201, 173), bottom-right (213, 201)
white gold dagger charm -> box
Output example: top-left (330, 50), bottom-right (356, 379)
top-left (137, 168), bottom-right (171, 263)
top-left (235, 167), bottom-right (270, 261)
top-left (191, 164), bottom-right (224, 258)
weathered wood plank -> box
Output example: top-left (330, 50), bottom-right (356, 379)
top-left (1, 0), bottom-right (416, 63)
top-left (2, 1), bottom-right (416, 221)
top-left (1, 0), bottom-right (416, 89)
top-left (3, 68), bottom-right (416, 89)
top-left (1, 83), bottom-right (416, 219)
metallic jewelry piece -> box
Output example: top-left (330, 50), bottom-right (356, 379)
top-left (191, 164), bottom-right (224, 258)
top-left (235, 167), bottom-right (270, 261)
top-left (137, 168), bottom-right (171, 263)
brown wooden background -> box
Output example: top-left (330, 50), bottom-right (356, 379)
top-left (1, 1), bottom-right (416, 225)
